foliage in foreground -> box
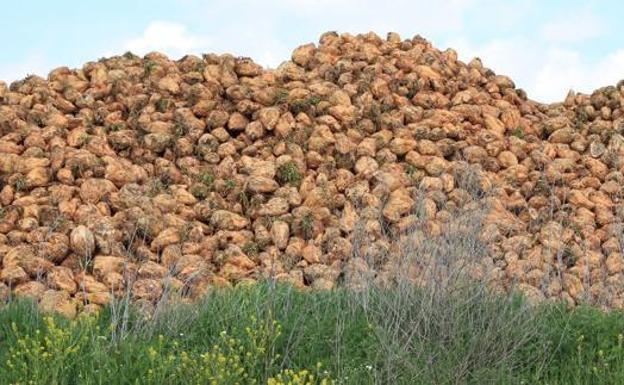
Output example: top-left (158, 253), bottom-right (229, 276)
top-left (1, 283), bottom-right (624, 385)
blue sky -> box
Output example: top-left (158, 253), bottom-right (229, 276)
top-left (1, 0), bottom-right (623, 102)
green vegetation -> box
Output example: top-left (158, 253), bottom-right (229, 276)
top-left (104, 122), bottom-right (124, 133)
top-left (143, 60), bottom-right (157, 77)
top-left (173, 120), bottom-right (189, 138)
top-left (199, 173), bottom-right (215, 187)
top-left (511, 127), bottom-right (525, 138)
top-left (276, 161), bottom-right (301, 186)
top-left (224, 178), bottom-right (236, 191)
top-left (155, 97), bottom-right (171, 113)
top-left (289, 95), bottom-right (322, 115)
top-left (272, 89), bottom-right (289, 105)
top-left (299, 214), bottom-right (314, 239)
top-left (11, 175), bottom-right (27, 192)
top-left (242, 241), bottom-right (260, 258)
top-left (2, 283), bottom-right (624, 384)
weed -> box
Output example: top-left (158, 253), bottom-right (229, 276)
top-left (308, 95), bottom-right (322, 106)
top-left (561, 246), bottom-right (578, 268)
top-left (173, 120), bottom-right (189, 138)
top-left (155, 97), bottom-right (171, 112)
top-left (300, 214), bottom-right (314, 240)
top-left (186, 87), bottom-right (202, 106)
top-left (189, 184), bottom-right (209, 200)
top-left (574, 108), bottom-right (589, 130)
top-left (534, 175), bottom-right (551, 196)
top-left (511, 127), bottom-right (525, 139)
top-left (199, 173), bottom-right (215, 187)
top-left (77, 133), bottom-right (91, 146)
top-left (290, 99), bottom-right (309, 115)
top-left (147, 178), bottom-right (167, 197)
top-left (285, 127), bottom-right (313, 146)
top-left (105, 122), bottom-right (124, 133)
top-left (242, 242), bottom-right (260, 259)
top-left (273, 89), bottom-right (289, 105)
top-left (453, 162), bottom-right (487, 199)
top-left (334, 153), bottom-right (354, 170)
top-left (78, 253), bottom-right (94, 273)
top-left (238, 190), bottom-right (251, 211)
top-left (177, 222), bottom-right (193, 243)
top-left (224, 178), bottom-right (236, 191)
top-left (277, 162), bottom-right (301, 186)
top-left (289, 96), bottom-right (322, 115)
top-left (143, 60), bottom-right (157, 77)
top-left (28, 113), bottom-right (45, 127)
top-left (12, 175), bottom-right (27, 192)
top-left (406, 85), bottom-right (419, 100)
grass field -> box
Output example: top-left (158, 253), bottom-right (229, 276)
top-left (1, 282), bottom-right (624, 385)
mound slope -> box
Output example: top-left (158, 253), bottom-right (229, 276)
top-left (1, 31), bottom-right (624, 315)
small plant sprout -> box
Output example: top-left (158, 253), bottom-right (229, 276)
top-left (199, 173), bottom-right (215, 187)
top-left (273, 89), bottom-right (289, 105)
top-left (224, 179), bottom-right (236, 191)
top-left (300, 214), bottom-right (314, 239)
top-left (12, 175), bottom-right (27, 192)
top-left (143, 60), bottom-right (157, 76)
top-left (277, 161), bottom-right (301, 185)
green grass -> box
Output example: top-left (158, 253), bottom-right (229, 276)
top-left (1, 283), bottom-right (624, 384)
top-left (276, 162), bottom-right (301, 186)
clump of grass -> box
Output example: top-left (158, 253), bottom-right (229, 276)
top-left (155, 97), bottom-right (171, 112)
top-left (273, 89), bottom-right (289, 105)
top-left (289, 95), bottom-right (322, 115)
top-left (105, 122), bottom-right (124, 133)
top-left (238, 190), bottom-right (253, 213)
top-left (143, 60), bottom-right (157, 77)
top-left (277, 162), bottom-right (301, 186)
top-left (511, 127), bottom-right (525, 138)
top-left (199, 173), bottom-right (215, 187)
top-left (146, 178), bottom-right (168, 197)
top-left (12, 175), bottom-right (27, 192)
top-left (224, 178), bottom-right (236, 191)
top-left (242, 242), bottom-right (260, 259)
top-left (77, 133), bottom-right (92, 146)
top-left (173, 120), bottom-right (189, 138)
top-left (189, 183), bottom-right (209, 200)
top-left (574, 108), bottom-right (589, 130)
top-left (299, 214), bottom-right (314, 240)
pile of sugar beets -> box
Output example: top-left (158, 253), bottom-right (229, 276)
top-left (1, 31), bottom-right (624, 317)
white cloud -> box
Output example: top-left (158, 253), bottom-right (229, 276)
top-left (445, 35), bottom-right (624, 102)
top-left (541, 8), bottom-right (604, 43)
top-left (534, 48), bottom-right (624, 101)
top-left (123, 21), bottom-right (211, 58)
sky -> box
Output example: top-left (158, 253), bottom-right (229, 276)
top-left (1, 0), bottom-right (623, 103)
